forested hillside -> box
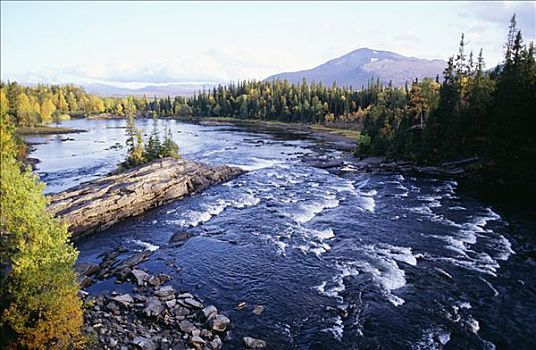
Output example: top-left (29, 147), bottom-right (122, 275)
top-left (1, 16), bottom-right (534, 182)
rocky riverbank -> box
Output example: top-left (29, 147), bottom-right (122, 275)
top-left (302, 154), bottom-right (482, 178)
top-left (48, 158), bottom-right (245, 241)
top-left (77, 245), bottom-right (267, 350)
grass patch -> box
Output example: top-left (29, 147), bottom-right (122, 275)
top-left (203, 117), bottom-right (360, 140)
top-left (310, 125), bottom-right (361, 139)
top-left (17, 126), bottom-right (86, 135)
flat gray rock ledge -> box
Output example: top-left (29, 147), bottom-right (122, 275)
top-left (48, 157), bottom-right (245, 241)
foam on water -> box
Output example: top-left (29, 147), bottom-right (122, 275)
top-left (293, 226), bottom-right (336, 257)
top-left (412, 327), bottom-right (451, 350)
top-left (424, 205), bottom-right (514, 277)
top-left (321, 315), bottom-right (344, 340)
top-left (170, 192), bottom-right (260, 227)
top-left (229, 157), bottom-right (283, 171)
top-left (291, 195), bottom-right (340, 224)
top-left (130, 239), bottom-right (159, 252)
top-left (353, 183), bottom-right (377, 212)
top-left (315, 244), bottom-right (417, 306)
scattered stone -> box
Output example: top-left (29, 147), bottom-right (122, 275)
top-left (210, 315), bottom-right (230, 332)
top-left (74, 262), bottom-right (100, 276)
top-left (169, 231), bottom-right (192, 244)
top-left (155, 285), bottom-right (175, 298)
top-left (210, 336), bottom-right (223, 350)
top-left (144, 297), bottom-right (164, 317)
top-left (133, 336), bottom-right (157, 350)
top-left (202, 305), bottom-right (218, 320)
top-left (114, 267), bottom-right (132, 281)
top-left (243, 336), bottom-right (266, 349)
top-left (110, 293), bottom-right (134, 306)
top-left (131, 269), bottom-right (150, 286)
top-left (184, 298), bottom-right (203, 309)
top-left (165, 299), bottom-right (176, 308)
top-left (174, 306), bottom-right (191, 317)
top-left (103, 250), bottom-right (122, 262)
top-left (119, 251), bottom-right (152, 270)
top-left (81, 268), bottom-right (230, 349)
top-left (77, 275), bottom-right (93, 289)
top-left (177, 293), bottom-right (193, 299)
top-left (178, 320), bottom-right (196, 333)
top-left (191, 336), bottom-right (206, 345)
top-left (252, 305), bottom-right (265, 316)
top-left (146, 273), bottom-right (171, 287)
top-left (200, 329), bottom-right (213, 338)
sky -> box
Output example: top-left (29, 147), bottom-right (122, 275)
top-left (1, 1), bottom-right (535, 88)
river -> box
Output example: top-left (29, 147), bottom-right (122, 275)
top-left (26, 118), bottom-right (536, 349)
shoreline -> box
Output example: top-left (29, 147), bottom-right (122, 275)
top-left (17, 125), bottom-right (87, 135)
top-left (195, 117), bottom-right (359, 152)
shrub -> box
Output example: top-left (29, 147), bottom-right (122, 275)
top-left (0, 119), bottom-right (84, 349)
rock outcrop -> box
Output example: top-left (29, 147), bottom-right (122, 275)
top-left (48, 158), bottom-right (244, 240)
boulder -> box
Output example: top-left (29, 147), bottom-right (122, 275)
top-left (243, 337), bottom-right (266, 349)
top-left (169, 231), bottom-right (192, 244)
top-left (177, 293), bottom-right (194, 299)
top-left (174, 306), bottom-right (191, 317)
top-left (202, 305), bottom-right (218, 319)
top-left (47, 158), bottom-right (244, 240)
top-left (210, 336), bottom-right (223, 350)
top-left (184, 298), bottom-right (203, 309)
top-left (74, 262), bottom-right (99, 277)
top-left (210, 315), bottom-right (230, 332)
top-left (143, 297), bottom-right (164, 317)
top-left (133, 336), bottom-right (158, 350)
top-left (252, 305), bottom-right (264, 316)
top-left (77, 275), bottom-right (93, 289)
top-left (178, 320), bottom-right (196, 333)
top-left (154, 285), bottom-right (175, 298)
top-left (109, 294), bottom-right (134, 306)
top-left (131, 269), bottom-right (150, 286)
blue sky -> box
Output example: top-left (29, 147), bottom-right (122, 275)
top-left (1, 1), bottom-right (535, 87)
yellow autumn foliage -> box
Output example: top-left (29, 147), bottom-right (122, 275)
top-left (0, 116), bottom-right (84, 349)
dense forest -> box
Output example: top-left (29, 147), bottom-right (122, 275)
top-left (1, 16), bottom-right (534, 177)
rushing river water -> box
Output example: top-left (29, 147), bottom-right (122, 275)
top-left (27, 119), bottom-right (535, 349)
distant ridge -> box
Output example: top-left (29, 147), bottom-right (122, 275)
top-left (83, 82), bottom-right (217, 97)
top-left (265, 48), bottom-right (447, 87)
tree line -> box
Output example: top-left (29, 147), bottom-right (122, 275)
top-left (356, 15), bottom-right (535, 182)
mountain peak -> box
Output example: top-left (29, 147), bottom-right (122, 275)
top-left (265, 48), bottom-right (446, 87)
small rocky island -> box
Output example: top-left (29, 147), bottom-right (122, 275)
top-left (48, 158), bottom-right (244, 241)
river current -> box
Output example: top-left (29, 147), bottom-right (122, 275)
top-left (27, 119), bottom-right (535, 349)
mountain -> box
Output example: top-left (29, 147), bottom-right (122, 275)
top-left (83, 82), bottom-right (217, 97)
top-left (265, 48), bottom-right (447, 87)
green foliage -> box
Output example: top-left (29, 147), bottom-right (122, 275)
top-left (356, 14), bottom-right (535, 181)
top-left (121, 117), bottom-right (146, 169)
top-left (144, 126), bottom-right (162, 160)
top-left (0, 117), bottom-right (84, 348)
top-left (120, 119), bottom-right (181, 171)
top-left (355, 133), bottom-right (371, 154)
top-left (160, 128), bottom-right (180, 159)
top-left (0, 82), bottom-right (101, 127)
